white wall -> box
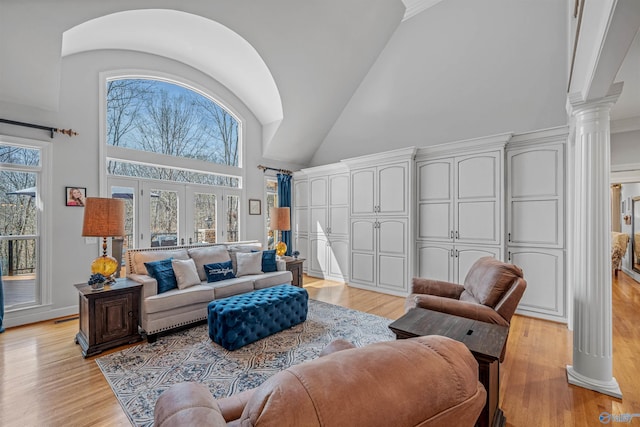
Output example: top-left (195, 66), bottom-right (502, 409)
top-left (311, 0), bottom-right (569, 166)
top-left (0, 49), bottom-right (302, 326)
top-left (611, 130), bottom-right (640, 167)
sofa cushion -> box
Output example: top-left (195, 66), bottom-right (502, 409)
top-left (205, 277), bottom-right (255, 299)
top-left (204, 260), bottom-right (236, 282)
top-left (236, 252), bottom-right (263, 277)
top-left (144, 284), bottom-right (216, 314)
top-left (133, 248), bottom-right (189, 276)
top-left (172, 258), bottom-right (201, 290)
top-left (145, 258), bottom-right (178, 294)
top-left (188, 246), bottom-right (232, 281)
top-left (253, 270), bottom-right (293, 290)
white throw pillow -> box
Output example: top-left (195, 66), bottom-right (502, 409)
top-left (171, 258), bottom-right (201, 289)
top-left (235, 251), bottom-right (263, 277)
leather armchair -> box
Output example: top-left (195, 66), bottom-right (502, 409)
top-left (406, 257), bottom-right (526, 361)
top-left (154, 336), bottom-right (486, 427)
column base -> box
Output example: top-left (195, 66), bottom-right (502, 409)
top-left (566, 365), bottom-right (622, 398)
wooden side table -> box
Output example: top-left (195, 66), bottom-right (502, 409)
top-left (74, 278), bottom-right (142, 357)
top-left (282, 257), bottom-right (305, 287)
top-left (389, 308), bottom-right (509, 427)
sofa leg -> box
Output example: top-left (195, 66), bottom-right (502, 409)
top-left (147, 334), bottom-right (158, 343)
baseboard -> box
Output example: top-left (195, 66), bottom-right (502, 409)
top-left (3, 305), bottom-right (78, 329)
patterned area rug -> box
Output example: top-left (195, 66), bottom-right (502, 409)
top-left (96, 299), bottom-right (395, 427)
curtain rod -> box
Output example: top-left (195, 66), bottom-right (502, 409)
top-left (257, 164), bottom-right (292, 175)
top-left (0, 118), bottom-right (79, 139)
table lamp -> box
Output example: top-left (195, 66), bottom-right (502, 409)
top-left (269, 207), bottom-right (290, 257)
top-left (82, 197), bottom-right (125, 281)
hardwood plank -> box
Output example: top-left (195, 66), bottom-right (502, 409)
top-left (1, 273), bottom-right (639, 426)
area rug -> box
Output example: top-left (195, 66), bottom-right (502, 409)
top-left (96, 299), bottom-right (396, 427)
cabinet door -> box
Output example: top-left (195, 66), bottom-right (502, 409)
top-left (455, 152), bottom-right (501, 245)
top-left (309, 177), bottom-right (328, 235)
top-left (327, 239), bottom-right (349, 281)
top-left (329, 174), bottom-right (349, 206)
top-left (309, 236), bottom-right (328, 277)
top-left (294, 208), bottom-right (308, 234)
top-left (507, 145), bottom-right (564, 248)
top-left (294, 234), bottom-right (309, 272)
top-left (417, 159), bottom-right (454, 241)
top-left (294, 179), bottom-right (308, 208)
top-left (350, 219), bottom-right (376, 285)
top-left (509, 248), bottom-right (564, 319)
top-left (377, 219), bottom-right (408, 291)
top-left (95, 293), bottom-right (134, 344)
top-left (416, 242), bottom-right (453, 283)
top-left (454, 245), bottom-right (501, 284)
top-left (378, 162), bottom-right (408, 215)
top-left (351, 168), bottom-right (376, 215)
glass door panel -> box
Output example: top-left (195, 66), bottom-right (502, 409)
top-left (193, 192), bottom-right (217, 244)
top-left (226, 194), bottom-right (239, 242)
top-left (0, 170), bottom-right (39, 309)
top-left (150, 188), bottom-right (178, 247)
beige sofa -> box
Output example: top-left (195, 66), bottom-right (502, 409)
top-left (125, 241), bottom-right (292, 341)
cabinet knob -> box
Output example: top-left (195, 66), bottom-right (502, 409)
top-left (128, 311), bottom-right (133, 317)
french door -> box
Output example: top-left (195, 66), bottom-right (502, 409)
top-left (108, 177), bottom-right (240, 250)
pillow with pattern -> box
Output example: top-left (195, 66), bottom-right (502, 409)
top-left (204, 260), bottom-right (236, 283)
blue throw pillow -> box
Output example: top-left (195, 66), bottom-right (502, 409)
top-left (204, 260), bottom-right (236, 282)
top-left (261, 249), bottom-right (277, 273)
top-left (144, 258), bottom-right (177, 294)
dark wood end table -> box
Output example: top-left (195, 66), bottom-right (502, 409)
top-left (74, 278), bottom-right (142, 357)
top-left (389, 308), bottom-right (508, 427)
top-left (282, 256), bottom-right (305, 287)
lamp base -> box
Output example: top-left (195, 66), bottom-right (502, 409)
top-left (91, 255), bottom-right (119, 281)
top-left (275, 241), bottom-right (287, 257)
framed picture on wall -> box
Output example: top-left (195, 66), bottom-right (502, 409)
top-left (249, 199), bottom-right (261, 215)
top-left (65, 186), bottom-right (87, 207)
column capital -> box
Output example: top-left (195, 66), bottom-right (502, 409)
top-left (566, 82), bottom-right (623, 116)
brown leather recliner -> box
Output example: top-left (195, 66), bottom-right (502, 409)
top-left (154, 336), bottom-right (487, 427)
top-left (406, 257), bottom-right (526, 361)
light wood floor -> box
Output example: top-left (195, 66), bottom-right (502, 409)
top-left (1, 273), bottom-right (639, 426)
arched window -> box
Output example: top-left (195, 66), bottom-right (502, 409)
top-left (104, 77), bottom-right (242, 249)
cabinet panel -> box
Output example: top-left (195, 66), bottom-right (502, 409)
top-left (329, 175), bottom-right (349, 206)
top-left (329, 206), bottom-right (349, 236)
top-left (378, 219), bottom-right (407, 255)
top-left (351, 169), bottom-right (376, 215)
top-left (509, 248), bottom-right (564, 318)
top-left (351, 219), bottom-right (375, 252)
top-left (294, 208), bottom-right (308, 234)
top-left (351, 252), bottom-right (374, 284)
top-left (310, 207), bottom-right (327, 235)
top-left (378, 255), bottom-right (406, 290)
top-left (309, 236), bottom-right (328, 275)
top-left (294, 180), bottom-right (308, 208)
top-left (456, 154), bottom-right (498, 200)
top-left (294, 235), bottom-right (309, 270)
top-left (416, 243), bottom-right (453, 282)
top-left (510, 200), bottom-right (559, 245)
top-left (309, 177), bottom-right (327, 207)
top-left (510, 149), bottom-right (560, 198)
top-left (455, 245), bottom-right (501, 283)
top-left (418, 160), bottom-right (452, 201)
top-left (96, 294), bottom-right (133, 344)
top-left (418, 203), bottom-right (452, 240)
top-left (378, 163), bottom-right (408, 215)
top-left (327, 239), bottom-right (349, 280)
top-left (457, 201), bottom-right (498, 243)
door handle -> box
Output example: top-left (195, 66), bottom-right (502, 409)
top-left (455, 230), bottom-right (459, 239)
top-left (189, 237), bottom-right (193, 245)
top-left (455, 249), bottom-right (459, 258)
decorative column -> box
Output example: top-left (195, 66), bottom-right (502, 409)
top-left (566, 83), bottom-right (622, 398)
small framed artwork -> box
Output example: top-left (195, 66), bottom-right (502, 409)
top-left (66, 186), bottom-right (87, 207)
top-left (249, 199), bottom-right (261, 215)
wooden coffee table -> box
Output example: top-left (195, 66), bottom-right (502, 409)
top-left (389, 308), bottom-right (508, 427)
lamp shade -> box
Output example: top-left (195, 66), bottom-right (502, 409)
top-left (82, 197), bottom-right (125, 237)
top-left (269, 207), bottom-right (291, 231)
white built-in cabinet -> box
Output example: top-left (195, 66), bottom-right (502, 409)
top-left (299, 164), bottom-right (349, 282)
top-left (415, 135), bottom-right (508, 283)
top-left (292, 173), bottom-right (309, 271)
top-left (506, 127), bottom-right (567, 321)
top-left (344, 148), bottom-right (415, 296)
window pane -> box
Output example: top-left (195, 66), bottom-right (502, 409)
top-left (226, 195), bottom-right (239, 242)
top-left (0, 145), bottom-right (40, 166)
top-left (194, 193), bottom-right (217, 243)
top-left (1, 171), bottom-right (37, 235)
top-left (110, 186), bottom-right (135, 251)
top-left (108, 160), bottom-right (239, 188)
top-left (1, 237), bottom-right (38, 308)
top-left (150, 189), bottom-right (178, 247)
top-left (106, 79), bottom-right (239, 167)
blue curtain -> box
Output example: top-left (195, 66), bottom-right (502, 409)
top-left (277, 173), bottom-right (292, 256)
top-left (0, 264), bottom-right (5, 333)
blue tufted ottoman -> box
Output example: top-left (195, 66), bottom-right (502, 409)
top-left (207, 284), bottom-right (308, 350)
